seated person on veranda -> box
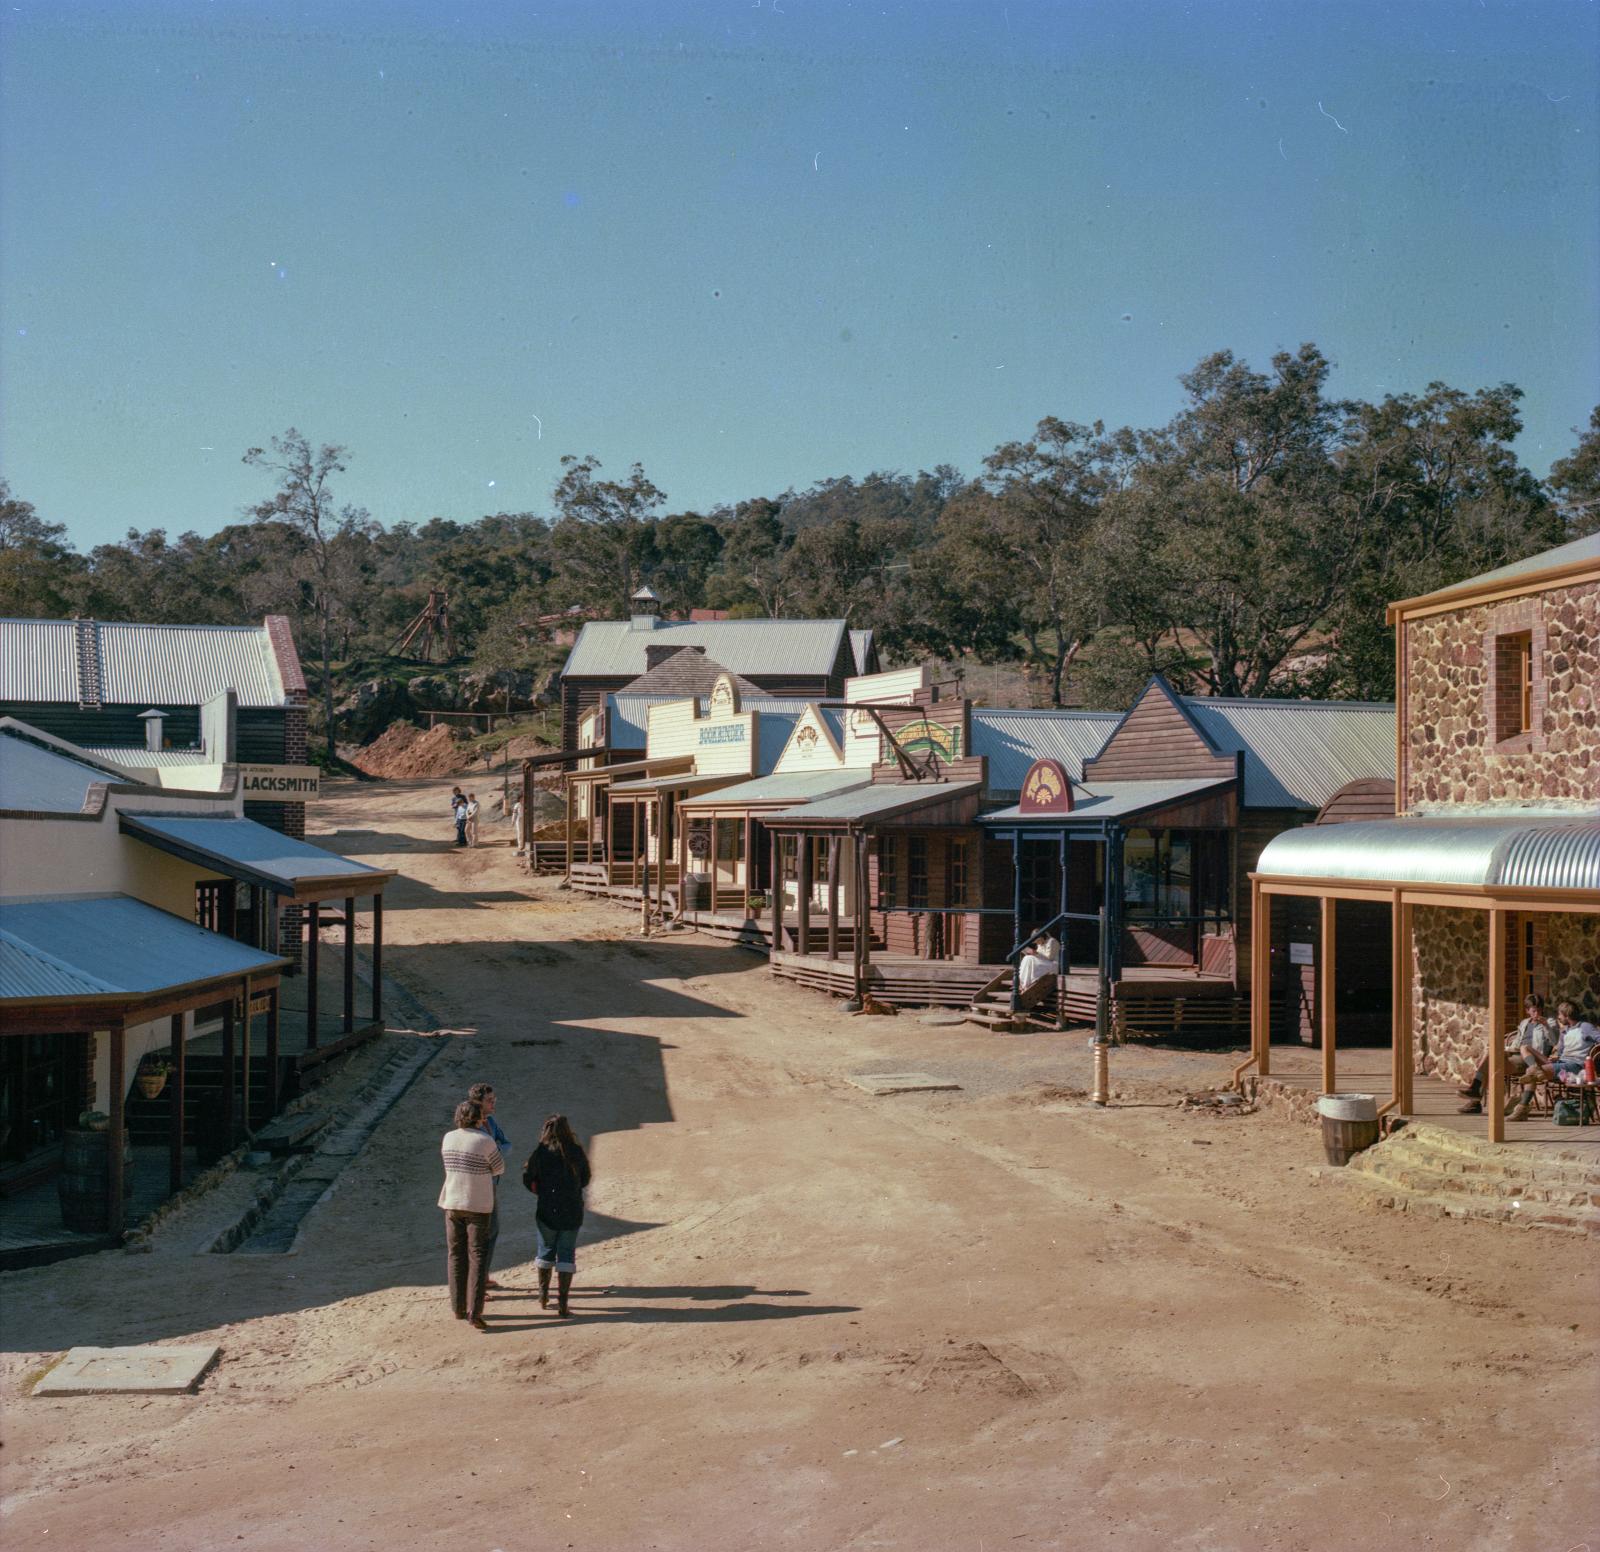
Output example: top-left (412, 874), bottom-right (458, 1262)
top-left (1509, 999), bottom-right (1600, 1122)
top-left (1458, 993), bottom-right (1552, 1114)
top-left (1016, 933), bottom-right (1060, 995)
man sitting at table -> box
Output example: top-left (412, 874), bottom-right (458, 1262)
top-left (1458, 993), bottom-right (1551, 1115)
top-left (1509, 1000), bottom-right (1600, 1122)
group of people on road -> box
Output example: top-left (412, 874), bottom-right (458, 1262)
top-left (438, 1081), bottom-right (592, 1330)
top-left (1458, 993), bottom-right (1600, 1120)
top-left (449, 787), bottom-right (481, 848)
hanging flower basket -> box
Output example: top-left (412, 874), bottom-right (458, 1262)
top-left (136, 1057), bottom-right (172, 1100)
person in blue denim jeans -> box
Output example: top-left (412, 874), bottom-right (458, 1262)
top-left (522, 1114), bottom-right (591, 1317)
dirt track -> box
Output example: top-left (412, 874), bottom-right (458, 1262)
top-left (4, 775), bottom-right (1597, 1551)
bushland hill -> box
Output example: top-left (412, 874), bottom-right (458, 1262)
top-left (2, 348), bottom-right (1595, 757)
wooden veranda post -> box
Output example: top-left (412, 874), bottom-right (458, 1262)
top-left (1389, 890), bottom-right (1407, 1114)
top-left (239, 974), bottom-right (252, 1139)
top-left (827, 836), bottom-right (841, 961)
top-left (343, 895), bottom-right (356, 1034)
top-left (1487, 907), bottom-right (1507, 1144)
top-left (371, 896), bottom-right (384, 1024)
top-left (853, 833), bottom-right (869, 1002)
top-left (797, 834), bottom-right (813, 955)
top-left (770, 831), bottom-right (783, 951)
top-left (564, 775), bottom-right (574, 880)
top-left (1320, 897), bottom-right (1337, 1095)
top-left (221, 993), bottom-right (236, 1147)
top-left (1397, 900), bottom-right (1414, 1113)
top-left (169, 1011), bottom-right (185, 1194)
top-left (306, 900), bottom-right (321, 1050)
top-left (266, 987), bottom-right (281, 1119)
top-left (1252, 881), bottom-right (1271, 1076)
top-left (108, 1023), bottom-right (126, 1238)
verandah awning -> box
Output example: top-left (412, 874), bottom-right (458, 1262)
top-left (982, 776), bottom-right (1235, 827)
top-left (677, 771), bottom-right (873, 811)
top-left (765, 779), bottom-right (983, 828)
top-left (119, 813), bottom-right (393, 903)
top-left (1, 893), bottom-right (287, 1022)
top-left (1255, 812), bottom-right (1600, 898)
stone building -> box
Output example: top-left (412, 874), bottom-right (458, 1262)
top-left (1251, 533), bottom-right (1600, 1140)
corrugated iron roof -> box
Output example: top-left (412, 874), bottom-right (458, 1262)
top-left (678, 771), bottom-right (874, 809)
top-left (0, 727), bottom-right (123, 812)
top-left (849, 629), bottom-right (875, 675)
top-left (96, 622), bottom-right (285, 707)
top-left (766, 779), bottom-right (982, 825)
top-left (1255, 813), bottom-right (1600, 891)
top-left (1398, 532), bottom-right (1600, 609)
top-left (564, 618), bottom-right (848, 680)
top-left (79, 746), bottom-right (213, 768)
top-left (120, 814), bottom-right (388, 894)
top-left (983, 777), bottom-right (1236, 826)
top-left (970, 708), bottom-right (1120, 795)
top-left (1, 893), bottom-right (285, 1002)
top-left (1182, 698), bottom-right (1393, 810)
top-left (0, 618), bottom-right (289, 707)
top-left (0, 620), bottom-right (80, 701)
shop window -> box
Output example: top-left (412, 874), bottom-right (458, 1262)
top-left (880, 837), bottom-right (899, 908)
top-left (1124, 830), bottom-right (1196, 921)
top-left (781, 835), bottom-right (798, 882)
top-left (947, 837), bottom-right (969, 907)
top-left (907, 836), bottom-right (929, 909)
top-left (715, 818), bottom-right (738, 864)
top-left (1494, 630), bottom-right (1534, 743)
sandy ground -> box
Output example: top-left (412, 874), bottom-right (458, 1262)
top-left (3, 775), bottom-right (1597, 1551)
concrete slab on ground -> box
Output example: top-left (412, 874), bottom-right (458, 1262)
top-left (35, 1345), bottom-right (220, 1396)
top-left (847, 1071), bottom-right (962, 1096)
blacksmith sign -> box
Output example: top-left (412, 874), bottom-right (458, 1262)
top-left (239, 764), bottom-right (321, 799)
top-left (1018, 757), bottom-right (1074, 815)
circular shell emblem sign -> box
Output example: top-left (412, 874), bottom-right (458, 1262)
top-left (1019, 757), bottom-right (1074, 814)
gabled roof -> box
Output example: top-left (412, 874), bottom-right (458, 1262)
top-left (1, 893), bottom-right (286, 1003)
top-left (616, 651), bottom-right (763, 701)
top-left (970, 708), bottom-right (1120, 795)
top-left (0, 616), bottom-right (297, 708)
top-left (849, 629), bottom-right (876, 675)
top-left (563, 618), bottom-right (850, 680)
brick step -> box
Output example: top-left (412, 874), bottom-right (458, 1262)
top-left (1381, 1122), bottom-right (1600, 1189)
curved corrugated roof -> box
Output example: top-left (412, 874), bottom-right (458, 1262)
top-left (1255, 813), bottom-right (1600, 891)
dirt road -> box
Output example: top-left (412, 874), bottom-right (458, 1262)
top-left (5, 776), bottom-right (1596, 1550)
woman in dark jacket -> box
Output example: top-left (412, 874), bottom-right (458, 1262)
top-left (522, 1114), bottom-right (591, 1317)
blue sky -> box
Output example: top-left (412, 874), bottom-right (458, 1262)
top-left (2, 0), bottom-right (1596, 549)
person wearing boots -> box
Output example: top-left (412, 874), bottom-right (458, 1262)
top-left (1510, 1000), bottom-right (1600, 1121)
top-left (522, 1113), bottom-right (591, 1318)
top-left (439, 1099), bottom-right (504, 1331)
top-left (1458, 993), bottom-right (1552, 1114)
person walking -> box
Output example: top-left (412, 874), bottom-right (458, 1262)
top-left (511, 793), bottom-right (527, 857)
top-left (451, 790), bottom-right (468, 848)
top-left (439, 1098), bottom-right (503, 1330)
top-left (469, 1081), bottom-right (509, 1291)
top-left (466, 792), bottom-right (481, 847)
top-left (522, 1114), bottom-right (591, 1318)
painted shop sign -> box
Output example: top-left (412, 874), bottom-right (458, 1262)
top-left (896, 718), bottom-right (961, 762)
top-left (1288, 942), bottom-right (1315, 966)
top-left (697, 723), bottom-right (747, 747)
top-left (239, 764), bottom-right (321, 798)
top-left (1018, 757), bottom-right (1073, 814)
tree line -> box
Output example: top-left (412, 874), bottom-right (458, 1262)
top-left (2, 344), bottom-right (1595, 728)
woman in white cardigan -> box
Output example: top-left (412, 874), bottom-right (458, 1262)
top-left (439, 1099), bottom-right (504, 1329)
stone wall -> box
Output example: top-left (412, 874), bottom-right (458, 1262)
top-left (1412, 907), bottom-right (1487, 1084)
top-left (1403, 580), bottom-right (1600, 810)
top-left (1411, 908), bottom-right (1600, 1082)
top-left (1547, 913), bottom-right (1600, 1019)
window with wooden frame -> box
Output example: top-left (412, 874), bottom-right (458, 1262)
top-left (879, 836), bottom-right (899, 908)
top-left (946, 836), bottom-right (970, 907)
top-left (1494, 630), bottom-right (1534, 742)
top-left (907, 835), bottom-right (929, 909)
top-left (781, 835), bottom-right (798, 882)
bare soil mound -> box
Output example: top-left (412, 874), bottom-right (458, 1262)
top-left (346, 721), bottom-right (467, 778)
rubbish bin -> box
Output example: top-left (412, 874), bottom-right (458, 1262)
top-left (1316, 1093), bottom-right (1379, 1165)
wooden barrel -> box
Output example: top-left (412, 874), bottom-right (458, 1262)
top-left (1320, 1114), bottom-right (1380, 1166)
top-left (57, 1129), bottom-right (134, 1232)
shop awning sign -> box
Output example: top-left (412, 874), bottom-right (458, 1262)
top-left (239, 764), bottom-right (321, 799)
